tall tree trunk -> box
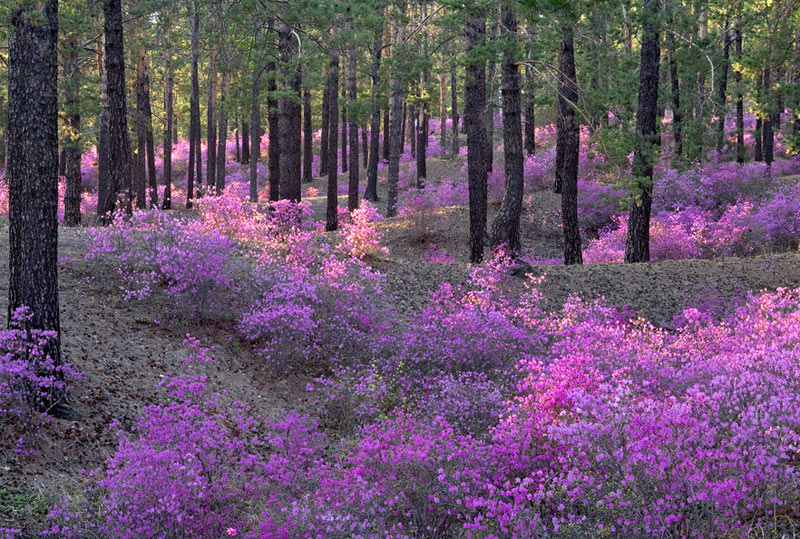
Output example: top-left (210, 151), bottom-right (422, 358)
top-left (163, 49), bottom-right (174, 209)
top-left (216, 70), bottom-right (229, 192)
top-left (234, 119), bottom-right (240, 162)
top-left (416, 87), bottom-right (427, 187)
top-left (278, 21), bottom-right (302, 202)
top-left (625, 0), bottom-right (660, 263)
top-left (8, 0), bottom-right (64, 405)
top-left (386, 8), bottom-right (407, 218)
top-left (268, 59), bottom-right (280, 200)
top-left (524, 66), bottom-right (536, 156)
top-left (735, 22), bottom-right (745, 162)
top-left (451, 65), bottom-right (459, 155)
top-left (187, 0), bottom-right (201, 208)
top-left (408, 103), bottom-right (416, 157)
top-left (348, 42), bottom-right (360, 211)
top-left (362, 126), bottom-right (369, 167)
top-left (63, 33), bottom-right (82, 227)
top-left (342, 74), bottom-right (348, 174)
top-left (440, 53), bottom-right (447, 149)
top-left (794, 31), bottom-right (800, 136)
top-left (249, 62), bottom-right (261, 203)
top-left (326, 22), bottom-right (341, 230)
top-left (242, 121), bottom-right (250, 165)
top-left (383, 107), bottom-right (391, 160)
top-left (484, 14), bottom-right (499, 174)
top-left (491, 7), bottom-right (526, 255)
top-left (303, 88), bottom-right (313, 182)
top-left (763, 67), bottom-right (774, 166)
top-left (716, 20), bottom-right (731, 152)
top-left (100, 0), bottom-right (131, 218)
top-left (320, 70), bottom-right (330, 176)
top-left (556, 25), bottom-right (582, 264)
top-left (465, 10), bottom-right (488, 263)
top-left (207, 49), bottom-right (217, 189)
top-left (365, 16), bottom-right (384, 202)
top-left (667, 5), bottom-right (683, 159)
top-left (755, 71), bottom-right (763, 162)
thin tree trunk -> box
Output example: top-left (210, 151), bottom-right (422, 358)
top-left (736, 22), bottom-right (745, 162)
top-left (326, 22), bottom-right (341, 230)
top-left (362, 126), bottom-right (368, 168)
top-left (268, 58), bottom-right (280, 200)
top-left (8, 0), bottom-right (64, 402)
top-left (348, 42), bottom-right (360, 211)
top-left (383, 107), bottom-right (391, 160)
top-left (365, 16), bottom-right (384, 202)
top-left (465, 10), bottom-right (488, 263)
top-left (207, 49), bottom-right (217, 189)
top-left (755, 71), bottom-right (763, 162)
top-left (303, 88), bottom-right (313, 182)
top-left (524, 66), bottom-right (536, 155)
top-left (342, 73), bottom-right (348, 174)
top-left (794, 31), bottom-right (800, 136)
top-left (163, 49), bottom-right (173, 209)
top-left (408, 103), bottom-right (416, 157)
top-left (187, 0), bottom-right (200, 208)
top-left (625, 0), bottom-right (660, 263)
top-left (667, 4), bottom-right (683, 159)
top-left (249, 57), bottom-right (262, 203)
top-left (491, 7), bottom-right (526, 255)
top-left (320, 70), bottom-right (330, 176)
top-left (485, 14), bottom-right (499, 173)
top-left (451, 65), bottom-right (459, 155)
top-left (716, 20), bottom-right (731, 152)
top-left (216, 70), bottom-right (229, 192)
top-left (242, 121), bottom-right (250, 165)
top-left (386, 7), bottom-right (407, 218)
top-left (440, 53), bottom-right (447, 149)
top-left (100, 0), bottom-right (131, 218)
top-left (63, 33), bottom-right (82, 227)
top-left (556, 25), bottom-right (582, 264)
top-left (763, 67), bottom-right (773, 166)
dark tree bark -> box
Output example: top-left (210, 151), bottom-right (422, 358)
top-left (99, 0), bottom-right (131, 219)
top-left (556, 26), bottom-right (582, 264)
top-left (326, 22), bottom-right (341, 230)
top-left (465, 10), bottom-right (488, 263)
top-left (625, 0), bottom-right (661, 263)
top-left (320, 70), bottom-right (330, 176)
top-left (163, 49), bottom-right (174, 209)
top-left (735, 22), bottom-right (745, 162)
top-left (249, 59), bottom-right (262, 203)
top-left (386, 13), bottom-right (407, 218)
top-left (187, 0), bottom-right (201, 208)
top-left (408, 103), bottom-right (416, 158)
top-left (267, 59), bottom-right (280, 200)
top-left (278, 21), bottom-right (302, 202)
top-left (63, 33), bottom-right (82, 227)
top-left (484, 14), bottom-right (499, 174)
top-left (554, 26), bottom-right (578, 196)
top-left (242, 121), bottom-right (250, 165)
top-left (491, 7), bottom-right (526, 255)
top-left (207, 49), bottom-right (217, 189)
top-left (59, 150), bottom-right (66, 178)
top-left (794, 31), bottom-right (800, 136)
top-left (135, 46), bottom-right (156, 208)
top-left (440, 53), bottom-right (448, 149)
top-left (666, 5), bottom-right (683, 159)
top-left (216, 71), bottom-right (229, 192)
top-left (8, 0), bottom-right (64, 403)
top-left (362, 126), bottom-right (368, 168)
top-left (524, 66), bottom-right (535, 156)
top-left (383, 107), bottom-right (391, 160)
top-left (416, 93), bottom-right (427, 187)
top-left (342, 74), bottom-right (348, 174)
top-left (303, 89), bottom-right (314, 183)
top-left (451, 65), bottom-right (459, 155)
top-left (365, 15), bottom-right (384, 202)
top-left (716, 20), bottom-right (731, 152)
top-left (763, 67), bottom-right (774, 166)
top-left (234, 119), bottom-right (240, 162)
top-left (348, 42), bottom-right (360, 211)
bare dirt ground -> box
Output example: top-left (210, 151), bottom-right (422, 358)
top-left (2, 149), bottom-right (800, 532)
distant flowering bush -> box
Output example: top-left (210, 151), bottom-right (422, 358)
top-left (339, 202), bottom-right (388, 259)
top-left (421, 243), bottom-right (456, 263)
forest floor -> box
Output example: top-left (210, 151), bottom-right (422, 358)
top-left (3, 151), bottom-right (800, 532)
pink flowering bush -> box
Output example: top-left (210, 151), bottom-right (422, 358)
top-left (339, 202), bottom-right (388, 259)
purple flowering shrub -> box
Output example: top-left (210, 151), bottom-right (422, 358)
top-left (84, 209), bottom-right (244, 319)
top-left (1, 307), bottom-right (82, 429)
